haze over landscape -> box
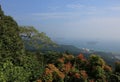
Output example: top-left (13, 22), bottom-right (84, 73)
top-left (1, 0), bottom-right (120, 52)
top-left (1, 0), bottom-right (120, 82)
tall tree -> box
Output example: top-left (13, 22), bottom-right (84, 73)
top-left (0, 5), bottom-right (25, 63)
top-left (19, 26), bottom-right (56, 51)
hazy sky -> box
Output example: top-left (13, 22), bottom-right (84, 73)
top-left (1, 0), bottom-right (120, 41)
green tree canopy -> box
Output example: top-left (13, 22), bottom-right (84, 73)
top-left (0, 5), bottom-right (25, 63)
top-left (19, 26), bottom-right (56, 50)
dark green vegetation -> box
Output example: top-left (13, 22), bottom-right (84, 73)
top-left (0, 5), bottom-right (120, 82)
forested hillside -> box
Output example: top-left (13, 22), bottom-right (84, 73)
top-left (0, 5), bottom-right (120, 82)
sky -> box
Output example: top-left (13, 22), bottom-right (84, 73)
top-left (1, 0), bottom-right (120, 41)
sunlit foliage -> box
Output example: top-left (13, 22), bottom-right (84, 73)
top-left (0, 5), bottom-right (120, 82)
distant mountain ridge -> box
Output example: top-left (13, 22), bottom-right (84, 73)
top-left (24, 38), bottom-right (119, 67)
top-left (19, 26), bottom-right (120, 67)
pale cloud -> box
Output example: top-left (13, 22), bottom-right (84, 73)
top-left (32, 12), bottom-right (64, 19)
top-left (66, 4), bottom-right (84, 9)
top-left (88, 6), bottom-right (97, 11)
top-left (31, 8), bottom-right (100, 20)
top-left (66, 3), bottom-right (97, 11)
top-left (62, 16), bottom-right (120, 40)
top-left (31, 12), bottom-right (83, 19)
top-left (111, 6), bottom-right (120, 11)
top-left (108, 6), bottom-right (120, 11)
top-left (48, 6), bottom-right (60, 11)
top-left (30, 3), bottom-right (109, 20)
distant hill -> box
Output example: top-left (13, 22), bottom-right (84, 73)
top-left (83, 51), bottom-right (119, 67)
top-left (20, 27), bottom-right (119, 68)
top-left (24, 38), bottom-right (119, 67)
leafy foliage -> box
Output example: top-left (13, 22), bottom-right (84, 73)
top-left (0, 5), bottom-right (44, 82)
top-left (39, 54), bottom-right (115, 82)
top-left (0, 61), bottom-right (30, 82)
top-left (0, 5), bottom-right (120, 82)
top-left (0, 6), bottom-right (25, 64)
top-left (19, 26), bottom-right (56, 51)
